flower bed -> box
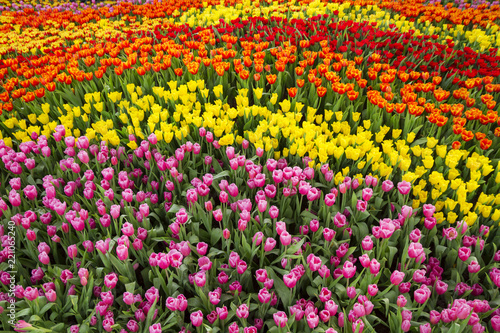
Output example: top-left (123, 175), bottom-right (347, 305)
top-left (0, 0), bottom-right (500, 332)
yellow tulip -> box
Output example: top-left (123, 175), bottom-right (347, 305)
top-left (108, 91), bottom-right (122, 103)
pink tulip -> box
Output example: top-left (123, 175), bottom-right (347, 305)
top-left (236, 304), bottom-right (249, 318)
top-left (342, 261), bottom-right (356, 279)
top-left (283, 273), bottom-right (297, 288)
top-left (346, 286), bottom-right (356, 299)
top-left (397, 181), bottom-right (411, 195)
top-left (45, 289), bottom-right (57, 302)
top-left (306, 312), bottom-right (319, 329)
top-left (191, 310), bottom-right (203, 327)
top-left (390, 270), bottom-right (405, 285)
top-left (491, 315), bottom-right (500, 332)
top-left (273, 311), bottom-right (288, 328)
top-left (237, 260), bottom-right (247, 274)
top-left (116, 244), bottom-right (129, 261)
top-left (414, 285), bottom-right (431, 304)
top-left (323, 228), bottom-right (335, 241)
top-left (264, 237), bottom-right (276, 251)
top-left (104, 272), bottom-right (118, 289)
top-left (280, 231), bottom-right (291, 246)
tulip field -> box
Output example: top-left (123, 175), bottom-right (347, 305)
top-left (2, 0), bottom-right (500, 332)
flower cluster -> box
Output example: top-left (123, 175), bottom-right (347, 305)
top-left (0, 0), bottom-right (500, 333)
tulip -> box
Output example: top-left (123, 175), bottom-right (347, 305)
top-left (273, 311), bottom-right (288, 328)
top-left (306, 312), bottom-right (319, 329)
top-left (264, 238), bottom-right (276, 251)
top-left (190, 310), bottom-right (203, 327)
top-left (368, 284), bottom-right (378, 296)
top-left (149, 324), bottom-right (161, 333)
top-left (280, 231), bottom-right (291, 246)
top-left (346, 286), bottom-right (356, 299)
top-left (217, 306), bottom-right (228, 320)
top-left (236, 304), bottom-right (249, 319)
top-left (391, 270), bottom-right (405, 285)
top-left (342, 261), bottom-right (356, 279)
top-left (491, 315), bottom-right (500, 332)
top-left (45, 289), bottom-right (57, 302)
top-left (116, 244), bottom-right (128, 261)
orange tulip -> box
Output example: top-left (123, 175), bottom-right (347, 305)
top-left (137, 67), bottom-right (146, 75)
top-left (174, 68), bottom-right (183, 76)
top-left (35, 88), bottom-right (45, 98)
top-left (266, 74), bottom-right (277, 85)
top-left (480, 138), bottom-right (492, 150)
top-left (0, 92), bottom-right (9, 102)
top-left (461, 130), bottom-right (474, 142)
top-left (23, 92), bottom-right (35, 102)
top-left (452, 141), bottom-right (461, 149)
top-left (347, 90), bottom-right (358, 101)
top-left (317, 86), bottom-right (327, 98)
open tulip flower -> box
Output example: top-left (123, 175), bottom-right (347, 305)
top-left (1, 0), bottom-right (500, 333)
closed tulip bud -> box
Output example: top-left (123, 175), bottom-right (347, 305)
top-left (45, 289), bottom-right (57, 302)
top-left (310, 219), bottom-right (319, 232)
top-left (273, 311), bottom-right (288, 328)
top-left (468, 261), bottom-right (481, 273)
top-left (67, 244), bottom-right (78, 259)
top-left (216, 306), bottom-right (228, 320)
top-left (306, 313), bottom-right (319, 329)
top-left (116, 244), bottom-right (129, 260)
top-left (391, 270), bottom-right (405, 285)
top-left (402, 320), bottom-right (411, 332)
top-left (190, 310), bottom-right (203, 327)
top-left (491, 315), bottom-right (500, 332)
top-left (213, 209), bottom-right (223, 222)
top-left (236, 304), bottom-right (249, 319)
top-left (280, 231), bottom-right (291, 246)
top-left (346, 286), bottom-right (356, 299)
top-left (253, 232), bottom-right (264, 245)
top-left (368, 284), bottom-right (378, 296)
top-left (343, 262), bottom-right (356, 279)
top-left (264, 237), bottom-right (276, 251)
top-left (419, 323), bottom-right (431, 333)
top-left (228, 322), bottom-right (239, 333)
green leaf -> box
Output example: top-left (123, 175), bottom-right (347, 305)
top-left (211, 228), bottom-right (222, 245)
top-left (39, 302), bottom-right (56, 316)
top-left (143, 297), bottom-right (158, 333)
top-left (268, 267), bottom-right (291, 308)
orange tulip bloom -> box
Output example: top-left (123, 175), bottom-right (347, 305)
top-left (266, 74), bottom-right (277, 85)
top-left (347, 90), bottom-right (358, 101)
top-left (23, 92), bottom-right (35, 102)
top-left (0, 92), bottom-right (9, 102)
top-left (137, 67), bottom-right (146, 75)
top-left (3, 102), bottom-right (13, 112)
top-left (461, 130), bottom-right (474, 142)
top-left (215, 66), bottom-right (224, 76)
top-left (480, 138), bottom-right (492, 150)
top-left (452, 141), bottom-right (461, 149)
top-left (174, 68), bottom-right (184, 76)
top-left (317, 86), bottom-right (327, 98)
top-left (475, 132), bottom-right (486, 140)
top-left (115, 66), bottom-right (123, 76)
top-left (239, 69), bottom-right (249, 80)
top-left (288, 87), bottom-right (297, 98)
top-left (35, 88), bottom-right (45, 98)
